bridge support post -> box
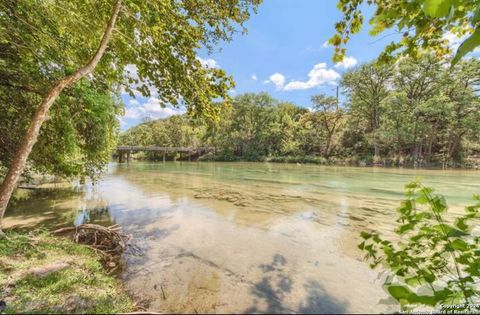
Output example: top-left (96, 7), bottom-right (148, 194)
top-left (116, 146), bottom-right (215, 163)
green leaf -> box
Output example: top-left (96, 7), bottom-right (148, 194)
top-left (455, 217), bottom-right (469, 231)
top-left (472, 6), bottom-right (480, 25)
top-left (416, 194), bottom-right (429, 204)
top-left (360, 231), bottom-right (372, 239)
top-left (420, 269), bottom-right (436, 283)
top-left (405, 275), bottom-right (425, 286)
top-left (433, 224), bottom-right (468, 237)
top-left (452, 28), bottom-right (480, 65)
top-left (409, 293), bottom-right (437, 306)
top-left (431, 195), bottom-right (447, 213)
top-left (358, 241), bottom-right (365, 250)
top-left (423, 0), bottom-right (452, 17)
top-left (405, 182), bottom-right (420, 189)
top-left (387, 285), bottom-right (412, 301)
top-left (397, 223), bottom-right (415, 234)
top-left (434, 288), bottom-right (453, 300)
top-left (415, 212), bottom-right (430, 221)
top-left (450, 239), bottom-right (469, 251)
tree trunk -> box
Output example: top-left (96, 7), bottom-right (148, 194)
top-left (373, 129), bottom-right (380, 159)
top-left (324, 135), bottom-right (332, 158)
top-left (412, 116), bottom-right (419, 166)
top-left (426, 129), bottom-right (435, 165)
top-left (373, 141), bottom-right (380, 158)
top-left (0, 0), bottom-right (122, 236)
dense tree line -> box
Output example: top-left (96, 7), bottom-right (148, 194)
top-left (0, 42), bottom-right (121, 180)
top-left (121, 56), bottom-right (480, 167)
top-left (342, 56), bottom-right (480, 166)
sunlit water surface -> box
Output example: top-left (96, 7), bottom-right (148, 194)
top-left (5, 162), bottom-right (480, 313)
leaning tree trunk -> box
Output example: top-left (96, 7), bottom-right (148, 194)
top-left (0, 0), bottom-right (122, 237)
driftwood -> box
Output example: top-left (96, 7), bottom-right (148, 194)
top-left (52, 224), bottom-right (129, 273)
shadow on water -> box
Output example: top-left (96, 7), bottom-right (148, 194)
top-left (5, 188), bottom-right (83, 230)
top-left (5, 186), bottom-right (118, 230)
top-left (245, 254), bottom-right (348, 314)
top-left (245, 254), bottom-right (293, 313)
top-left (298, 280), bottom-right (348, 314)
top-left (123, 223), bottom-right (181, 276)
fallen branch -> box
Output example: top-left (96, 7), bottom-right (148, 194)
top-left (52, 224), bottom-right (129, 273)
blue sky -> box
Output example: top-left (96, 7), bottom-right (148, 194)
top-left (120, 0), bottom-right (398, 130)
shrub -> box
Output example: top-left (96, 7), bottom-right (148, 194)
top-left (359, 181), bottom-right (480, 312)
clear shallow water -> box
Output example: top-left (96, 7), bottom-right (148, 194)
top-left (5, 162), bottom-right (480, 313)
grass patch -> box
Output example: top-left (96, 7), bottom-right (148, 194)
top-left (0, 230), bottom-right (133, 314)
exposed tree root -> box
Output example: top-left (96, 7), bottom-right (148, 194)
top-left (52, 224), bottom-right (130, 273)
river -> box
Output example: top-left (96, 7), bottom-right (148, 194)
top-left (4, 162), bottom-right (480, 313)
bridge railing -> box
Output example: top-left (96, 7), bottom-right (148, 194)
top-left (117, 146), bottom-right (215, 152)
top-left (115, 146), bottom-right (215, 163)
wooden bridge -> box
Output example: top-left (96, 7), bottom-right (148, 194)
top-left (116, 146), bottom-right (215, 163)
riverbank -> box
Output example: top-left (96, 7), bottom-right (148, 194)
top-left (0, 230), bottom-right (133, 314)
top-left (196, 153), bottom-right (480, 169)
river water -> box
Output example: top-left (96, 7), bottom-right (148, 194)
top-left (4, 162), bottom-right (480, 313)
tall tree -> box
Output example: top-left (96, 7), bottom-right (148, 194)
top-left (0, 0), bottom-right (122, 237)
top-left (311, 94), bottom-right (344, 157)
top-left (0, 0), bottom-right (261, 236)
top-left (341, 62), bottom-right (392, 157)
top-left (440, 59), bottom-right (480, 165)
top-left (391, 56), bottom-right (443, 164)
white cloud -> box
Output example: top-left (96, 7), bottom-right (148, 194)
top-left (229, 89), bottom-right (236, 94)
top-left (129, 99), bottom-right (139, 106)
top-left (251, 74), bottom-right (257, 81)
top-left (197, 56), bottom-right (219, 68)
top-left (268, 73), bottom-right (286, 89)
top-left (265, 63), bottom-right (340, 91)
top-left (283, 63), bottom-right (340, 91)
top-left (334, 56), bottom-right (358, 69)
top-left (321, 41), bottom-right (331, 48)
top-left (122, 97), bottom-right (186, 121)
top-left (123, 107), bottom-right (141, 119)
